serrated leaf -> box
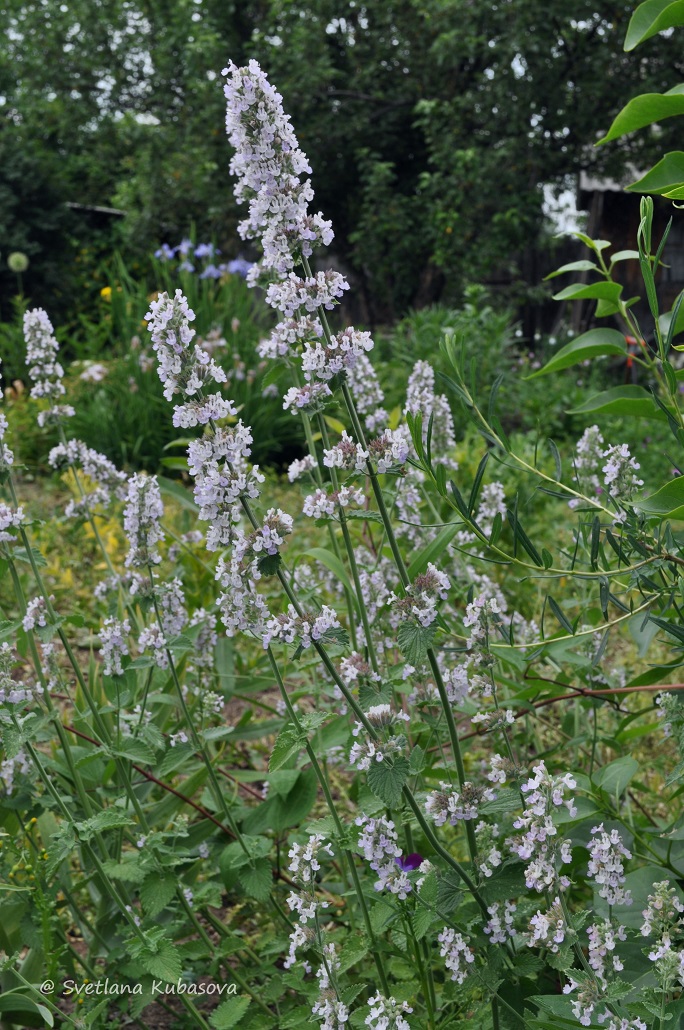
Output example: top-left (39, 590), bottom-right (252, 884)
top-left (102, 858), bottom-right (146, 884)
top-left (111, 740), bottom-right (157, 765)
top-left (139, 939), bottom-right (183, 983)
top-left (239, 857), bottom-right (272, 901)
top-left (140, 873), bottom-right (177, 917)
top-left (77, 809), bottom-right (132, 841)
top-left (479, 789), bottom-right (522, 815)
top-left (257, 552), bottom-right (282, 577)
top-left (396, 621), bottom-right (435, 666)
top-left (269, 725), bottom-right (306, 772)
top-left (209, 996), bottom-right (251, 1029)
top-left (366, 756), bottom-right (410, 808)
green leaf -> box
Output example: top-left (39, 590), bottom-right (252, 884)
top-left (269, 725), bottom-right (305, 772)
top-left (593, 756), bottom-right (639, 796)
top-left (139, 939), bottom-right (183, 983)
top-left (625, 0), bottom-right (684, 50)
top-left (480, 789), bottom-right (522, 815)
top-left (140, 873), bottom-right (177, 917)
top-left (544, 259), bottom-right (600, 279)
top-left (209, 997), bottom-right (251, 1029)
top-left (304, 548), bottom-right (356, 607)
top-left (568, 384), bottom-right (667, 421)
top-left (526, 328), bottom-right (627, 379)
top-left (629, 152), bottom-right (684, 195)
top-left (102, 858), bottom-right (146, 884)
top-left (598, 84), bottom-right (684, 144)
top-left (239, 857), bottom-right (272, 901)
top-left (257, 552), bottom-right (282, 577)
top-left (111, 740), bottom-right (157, 765)
top-left (76, 808), bottom-right (131, 841)
top-left (634, 475), bottom-right (684, 519)
top-left (157, 475), bottom-right (198, 513)
top-left (367, 756), bottom-right (410, 808)
top-left (552, 281), bottom-right (623, 303)
top-left (547, 597), bottom-right (574, 635)
top-left (407, 522), bottom-right (461, 579)
top-left (397, 621), bottom-right (435, 666)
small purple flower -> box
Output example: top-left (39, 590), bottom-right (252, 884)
top-left (396, 853), bottom-right (423, 871)
top-left (227, 257), bottom-right (254, 278)
top-left (195, 242), bottom-right (217, 260)
top-left (154, 243), bottom-right (176, 261)
top-left (178, 260), bottom-right (195, 273)
top-left (199, 263), bottom-right (222, 280)
top-left (177, 238), bottom-right (193, 256)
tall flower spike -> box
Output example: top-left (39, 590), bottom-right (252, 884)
top-left (144, 289), bottom-right (235, 427)
top-left (23, 308), bottom-right (75, 425)
top-left (222, 60), bottom-right (333, 280)
top-left (123, 473), bottom-right (165, 568)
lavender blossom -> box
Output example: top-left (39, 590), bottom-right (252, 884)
top-left (124, 473), bottom-right (165, 568)
top-left (23, 308), bottom-right (75, 425)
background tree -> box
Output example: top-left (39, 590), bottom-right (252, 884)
top-left (1, 0), bottom-right (682, 321)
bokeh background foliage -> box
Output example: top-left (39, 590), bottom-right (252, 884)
top-left (2, 0), bottom-right (684, 324)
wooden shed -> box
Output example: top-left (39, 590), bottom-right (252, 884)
top-left (575, 169), bottom-right (684, 335)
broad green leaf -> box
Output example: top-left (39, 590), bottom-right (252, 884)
top-left (526, 328), bottom-right (627, 379)
top-left (568, 384), bottom-right (667, 421)
top-left (111, 740), bottom-right (157, 765)
top-left (304, 547), bottom-right (356, 607)
top-left (367, 756), bottom-right (410, 808)
top-left (139, 939), bottom-right (183, 983)
top-left (157, 474), bottom-right (198, 513)
top-left (480, 789), bottom-right (522, 816)
top-left (598, 84), bottom-right (684, 144)
top-left (552, 281), bottom-right (623, 303)
top-left (397, 622), bottom-right (435, 666)
top-left (544, 259), bottom-right (599, 279)
top-left (239, 857), bottom-right (272, 901)
top-left (323, 415), bottom-right (347, 435)
top-left (407, 521), bottom-right (461, 579)
top-left (571, 233), bottom-right (612, 253)
top-left (140, 873), bottom-right (177, 917)
top-left (610, 249), bottom-right (641, 263)
top-left (593, 755), bottom-right (639, 796)
top-left (629, 151), bottom-right (684, 194)
top-left (209, 997), bottom-right (251, 1029)
top-left (269, 724), bottom-right (305, 772)
top-left (625, 0), bottom-right (684, 50)
top-left (634, 475), bottom-right (684, 519)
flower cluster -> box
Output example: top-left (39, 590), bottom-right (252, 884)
top-left (48, 439), bottom-right (128, 517)
top-left (587, 823), bottom-right (632, 906)
top-left (349, 705), bottom-right (409, 771)
top-left (124, 473), bottom-right (165, 568)
top-left (438, 927), bottom-right (475, 984)
top-left (23, 308), bottom-right (74, 424)
top-left (424, 780), bottom-right (496, 825)
top-left (0, 643), bottom-right (41, 708)
top-left (0, 501), bottom-right (24, 544)
top-left (528, 896), bottom-right (567, 951)
top-left (285, 835), bottom-right (334, 970)
top-left (405, 360), bottom-right (457, 465)
top-left (266, 605), bottom-right (341, 651)
top-left (390, 564), bottom-right (450, 629)
top-left (99, 618), bottom-right (131, 677)
top-left (187, 422), bottom-right (261, 551)
top-left (356, 813), bottom-right (412, 898)
top-left (364, 995), bottom-right (413, 1029)
top-left (507, 761), bottom-right (576, 892)
top-left (303, 486), bottom-right (365, 519)
top-left (484, 901), bottom-right (517, 943)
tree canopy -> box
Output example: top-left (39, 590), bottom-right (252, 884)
top-left (1, 0), bottom-right (682, 319)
